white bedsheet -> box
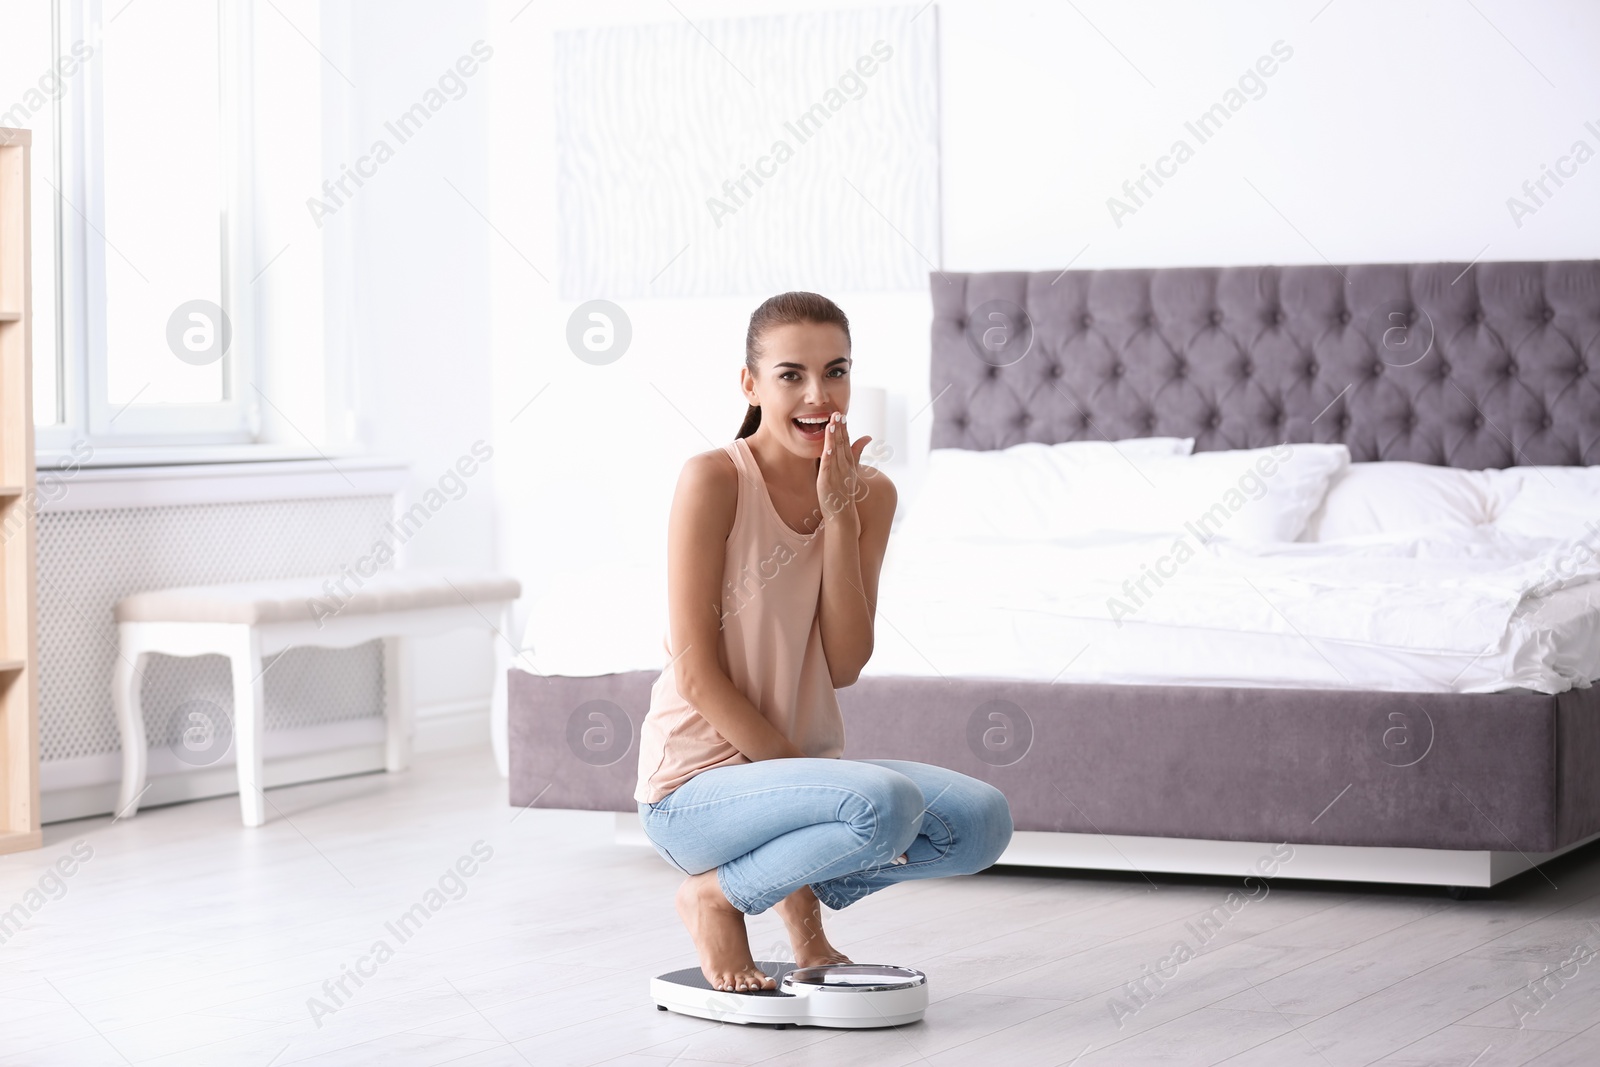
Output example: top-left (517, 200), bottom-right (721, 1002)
top-left (519, 527), bottom-right (1600, 694)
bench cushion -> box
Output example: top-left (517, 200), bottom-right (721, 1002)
top-left (114, 569), bottom-right (521, 625)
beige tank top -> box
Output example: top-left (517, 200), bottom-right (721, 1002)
top-left (634, 436), bottom-right (845, 804)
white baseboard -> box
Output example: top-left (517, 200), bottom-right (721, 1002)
top-left (41, 701), bottom-right (491, 825)
top-left (610, 813), bottom-right (1600, 890)
top-left (414, 700), bottom-right (490, 753)
top-left (43, 744), bottom-right (390, 825)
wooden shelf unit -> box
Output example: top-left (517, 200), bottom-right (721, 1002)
top-left (0, 127), bottom-right (42, 855)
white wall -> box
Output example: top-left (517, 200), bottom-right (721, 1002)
top-left (482, 0), bottom-right (1600, 647)
top-left (335, 0), bottom-right (499, 741)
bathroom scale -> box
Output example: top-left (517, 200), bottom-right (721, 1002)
top-left (651, 960), bottom-right (928, 1029)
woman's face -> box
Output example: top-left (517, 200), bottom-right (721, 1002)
top-left (743, 321), bottom-right (852, 457)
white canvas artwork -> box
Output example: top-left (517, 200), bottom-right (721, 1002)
top-left (554, 5), bottom-right (941, 299)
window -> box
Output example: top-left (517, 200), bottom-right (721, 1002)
top-left (30, 0), bottom-right (334, 456)
top-left (0, 1), bottom-right (63, 429)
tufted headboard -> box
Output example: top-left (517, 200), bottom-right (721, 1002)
top-left (929, 261), bottom-right (1600, 467)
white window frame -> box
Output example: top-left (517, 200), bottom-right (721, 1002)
top-left (39, 0), bottom-right (260, 452)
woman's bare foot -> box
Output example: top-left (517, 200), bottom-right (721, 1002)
top-left (771, 850), bottom-right (907, 967)
top-left (675, 870), bottom-right (775, 993)
top-left (773, 884), bottom-right (854, 969)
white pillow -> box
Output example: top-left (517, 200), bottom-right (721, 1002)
top-left (1048, 437), bottom-right (1196, 461)
top-left (1056, 443), bottom-right (1349, 543)
top-left (898, 437), bottom-right (1194, 541)
top-left (1484, 466), bottom-right (1600, 542)
top-left (1301, 462), bottom-right (1495, 541)
top-left (900, 440), bottom-right (1345, 543)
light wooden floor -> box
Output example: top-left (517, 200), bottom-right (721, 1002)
top-left (2, 748), bottom-right (1598, 1067)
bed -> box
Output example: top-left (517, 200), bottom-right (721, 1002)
top-left (507, 259), bottom-right (1600, 891)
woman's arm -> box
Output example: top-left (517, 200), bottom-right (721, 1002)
top-left (666, 451), bottom-right (806, 762)
top-left (817, 423), bottom-right (897, 688)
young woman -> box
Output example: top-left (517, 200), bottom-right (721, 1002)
top-left (634, 291), bottom-right (1015, 993)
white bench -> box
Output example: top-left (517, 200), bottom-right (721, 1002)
top-left (112, 569), bottom-right (521, 827)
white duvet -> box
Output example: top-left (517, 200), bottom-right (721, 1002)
top-left (856, 524), bottom-right (1600, 693)
top-left (879, 526), bottom-right (1595, 655)
top-left (519, 526), bottom-right (1600, 695)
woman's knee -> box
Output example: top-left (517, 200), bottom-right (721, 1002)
top-left (956, 784), bottom-right (1014, 872)
top-left (843, 769), bottom-right (924, 858)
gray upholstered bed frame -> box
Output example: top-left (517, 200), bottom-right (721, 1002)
top-left (509, 260), bottom-right (1600, 890)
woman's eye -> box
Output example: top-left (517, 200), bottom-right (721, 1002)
top-left (778, 368), bottom-right (846, 381)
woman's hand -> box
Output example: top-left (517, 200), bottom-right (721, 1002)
top-left (816, 411), bottom-right (871, 528)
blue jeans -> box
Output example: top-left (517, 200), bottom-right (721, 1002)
top-left (637, 757), bottom-right (1014, 915)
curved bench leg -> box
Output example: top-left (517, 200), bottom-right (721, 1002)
top-left (113, 628), bottom-right (150, 819)
top-left (383, 636), bottom-right (413, 773)
top-left (228, 627), bottom-right (267, 828)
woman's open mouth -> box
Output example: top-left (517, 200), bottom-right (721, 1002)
top-left (792, 415), bottom-right (830, 442)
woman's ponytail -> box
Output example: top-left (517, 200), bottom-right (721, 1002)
top-left (736, 404), bottom-right (761, 439)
